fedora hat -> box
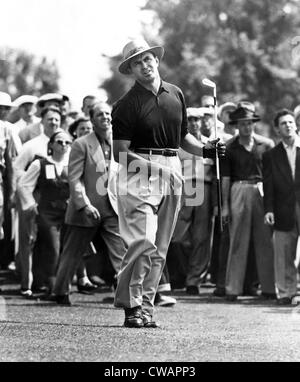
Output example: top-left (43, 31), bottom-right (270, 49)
top-left (229, 105), bottom-right (260, 125)
top-left (0, 92), bottom-right (13, 107)
top-left (118, 38), bottom-right (164, 75)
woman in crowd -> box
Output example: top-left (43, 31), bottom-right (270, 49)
top-left (18, 130), bottom-right (72, 295)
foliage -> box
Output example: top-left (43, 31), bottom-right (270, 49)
top-left (101, 0), bottom-right (300, 129)
top-left (0, 47), bottom-right (60, 99)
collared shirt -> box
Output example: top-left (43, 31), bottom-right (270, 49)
top-left (95, 133), bottom-right (111, 171)
top-left (13, 133), bottom-right (50, 184)
top-left (222, 134), bottom-right (274, 181)
top-left (17, 154), bottom-right (70, 210)
top-left (283, 136), bottom-right (300, 179)
top-left (112, 80), bottom-right (188, 149)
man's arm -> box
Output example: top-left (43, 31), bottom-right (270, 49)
top-left (68, 140), bottom-right (92, 210)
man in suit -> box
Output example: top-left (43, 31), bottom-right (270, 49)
top-left (263, 109), bottom-right (300, 305)
top-left (52, 102), bottom-right (125, 305)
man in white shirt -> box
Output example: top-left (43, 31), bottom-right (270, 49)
top-left (13, 95), bottom-right (39, 134)
top-left (14, 106), bottom-right (62, 297)
top-left (263, 109), bottom-right (300, 305)
top-left (18, 93), bottom-right (67, 144)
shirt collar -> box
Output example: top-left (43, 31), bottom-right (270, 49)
top-left (134, 80), bottom-right (169, 95)
top-left (283, 136), bottom-right (300, 150)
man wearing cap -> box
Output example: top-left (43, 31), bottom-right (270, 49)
top-left (13, 95), bottom-right (39, 133)
top-left (14, 106), bottom-right (62, 297)
top-left (0, 92), bottom-right (14, 244)
top-left (218, 102), bottom-right (237, 136)
top-left (263, 109), bottom-right (300, 305)
top-left (168, 106), bottom-right (216, 295)
top-left (222, 104), bottom-right (275, 301)
top-left (18, 93), bottom-right (67, 144)
top-left (0, 92), bottom-right (18, 270)
top-left (112, 38), bottom-right (225, 328)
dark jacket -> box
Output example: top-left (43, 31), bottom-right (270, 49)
top-left (262, 142), bottom-right (300, 231)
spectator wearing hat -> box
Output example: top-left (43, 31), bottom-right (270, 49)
top-left (0, 92), bottom-right (14, 244)
top-left (19, 93), bottom-right (67, 144)
top-left (168, 106), bottom-right (216, 295)
top-left (201, 95), bottom-right (224, 133)
top-left (222, 104), bottom-right (276, 301)
top-left (0, 92), bottom-right (18, 269)
top-left (13, 95), bottom-right (39, 133)
top-left (212, 102), bottom-right (259, 297)
top-left (218, 102), bottom-right (237, 136)
top-left (263, 109), bottom-right (300, 305)
top-left (17, 130), bottom-right (72, 295)
top-left (14, 106), bottom-right (62, 297)
top-left (112, 37), bottom-right (225, 328)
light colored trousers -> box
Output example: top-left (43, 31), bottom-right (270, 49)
top-left (273, 203), bottom-right (300, 299)
top-left (225, 182), bottom-right (275, 296)
top-left (114, 154), bottom-right (182, 315)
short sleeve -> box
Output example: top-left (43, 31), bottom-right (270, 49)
top-left (112, 97), bottom-right (136, 141)
top-left (178, 89), bottom-right (188, 139)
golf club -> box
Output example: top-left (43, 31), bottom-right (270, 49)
top-left (202, 78), bottom-right (223, 232)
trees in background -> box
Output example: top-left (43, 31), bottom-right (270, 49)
top-left (0, 47), bottom-right (59, 99)
top-left (101, 0), bottom-right (300, 127)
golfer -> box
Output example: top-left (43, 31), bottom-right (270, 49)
top-left (112, 38), bottom-right (225, 328)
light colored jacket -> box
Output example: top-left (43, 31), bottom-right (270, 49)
top-left (65, 131), bottom-right (118, 227)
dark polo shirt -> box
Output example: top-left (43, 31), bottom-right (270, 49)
top-left (112, 80), bottom-right (188, 149)
top-left (222, 134), bottom-right (274, 182)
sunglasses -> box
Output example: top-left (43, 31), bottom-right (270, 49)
top-left (54, 140), bottom-right (72, 146)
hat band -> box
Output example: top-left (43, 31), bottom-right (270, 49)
top-left (125, 46), bottom-right (148, 60)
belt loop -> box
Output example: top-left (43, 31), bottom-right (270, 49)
top-left (149, 149), bottom-right (152, 156)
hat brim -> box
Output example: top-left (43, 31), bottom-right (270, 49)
top-left (118, 46), bottom-right (164, 75)
top-left (37, 98), bottom-right (63, 108)
top-left (0, 102), bottom-right (12, 107)
top-left (229, 116), bottom-right (260, 125)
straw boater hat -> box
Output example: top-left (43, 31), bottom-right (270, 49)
top-left (118, 38), bottom-right (164, 75)
top-left (13, 95), bottom-right (38, 108)
top-left (0, 92), bottom-right (13, 107)
top-left (229, 104), bottom-right (260, 125)
top-left (37, 93), bottom-right (69, 108)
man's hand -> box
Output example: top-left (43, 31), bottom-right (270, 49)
top-left (84, 204), bottom-right (101, 221)
top-left (222, 204), bottom-right (230, 225)
top-left (264, 212), bottom-right (274, 226)
top-left (203, 138), bottom-right (226, 158)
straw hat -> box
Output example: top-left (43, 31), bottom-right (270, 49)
top-left (118, 38), bottom-right (164, 75)
top-left (0, 92), bottom-right (13, 107)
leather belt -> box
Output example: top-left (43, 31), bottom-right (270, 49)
top-left (235, 179), bottom-right (261, 184)
top-left (135, 148), bottom-right (178, 157)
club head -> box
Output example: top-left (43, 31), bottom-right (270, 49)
top-left (202, 78), bottom-right (216, 88)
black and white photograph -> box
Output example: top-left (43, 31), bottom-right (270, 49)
top-left (1, 0), bottom-right (300, 365)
